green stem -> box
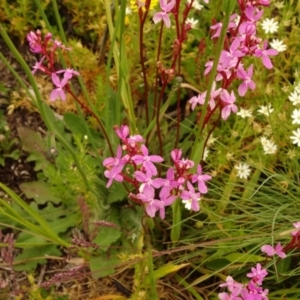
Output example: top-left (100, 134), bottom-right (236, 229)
top-left (171, 198), bottom-right (181, 243)
top-left (190, 1), bottom-right (235, 167)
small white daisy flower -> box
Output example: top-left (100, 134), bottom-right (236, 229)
top-left (288, 91), bottom-right (300, 105)
top-left (258, 104), bottom-right (274, 116)
top-left (237, 108), bottom-right (252, 118)
top-left (260, 136), bottom-right (277, 154)
top-left (186, 17), bottom-right (198, 28)
top-left (290, 128), bottom-right (300, 147)
top-left (261, 18), bottom-right (279, 34)
top-left (235, 163), bottom-right (251, 180)
top-left (292, 109), bottom-right (300, 125)
top-left (187, 0), bottom-right (203, 10)
top-left (270, 39), bottom-right (287, 52)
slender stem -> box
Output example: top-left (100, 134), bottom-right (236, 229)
top-left (190, 3), bottom-right (233, 166)
top-left (139, 5), bottom-right (150, 139)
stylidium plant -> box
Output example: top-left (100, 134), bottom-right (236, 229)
top-left (102, 125), bottom-right (211, 219)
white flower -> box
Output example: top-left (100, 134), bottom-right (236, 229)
top-left (260, 136), bottom-right (277, 154)
top-left (290, 128), bottom-right (300, 147)
top-left (237, 108), bottom-right (252, 118)
top-left (288, 91), bottom-right (300, 105)
top-left (261, 18), bottom-right (279, 34)
top-left (226, 152), bottom-right (234, 160)
top-left (258, 104), bottom-right (274, 116)
top-left (235, 163), bottom-right (251, 180)
top-left (203, 148), bottom-right (209, 161)
top-left (186, 17), bottom-right (198, 28)
top-left (187, 0), bottom-right (203, 10)
top-left (270, 39), bottom-right (287, 52)
top-left (292, 109), bottom-right (300, 124)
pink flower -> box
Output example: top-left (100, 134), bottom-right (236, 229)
top-left (132, 145), bottom-right (163, 176)
top-left (239, 6), bottom-right (263, 35)
top-left (261, 243), bottom-right (286, 258)
top-left (134, 170), bottom-right (162, 193)
top-left (219, 276), bottom-right (243, 293)
top-left (104, 165), bottom-right (124, 188)
top-left (27, 31), bottom-right (43, 53)
top-left (254, 41), bottom-right (278, 69)
top-left (210, 14), bottom-right (237, 38)
top-left (292, 222), bottom-right (300, 236)
top-left (153, 0), bottom-right (175, 28)
top-left (171, 149), bottom-right (182, 163)
top-left (181, 181), bottom-right (201, 211)
top-left (237, 64), bottom-right (256, 96)
top-left (246, 263), bottom-right (268, 285)
top-left (191, 164), bottom-right (211, 194)
top-left (137, 188), bottom-right (164, 218)
top-left (56, 68), bottom-right (80, 80)
top-left (49, 73), bottom-right (69, 101)
top-left (115, 125), bottom-right (130, 141)
top-left (220, 38), bottom-right (244, 69)
top-left (188, 92), bottom-right (206, 110)
top-left (31, 56), bottom-right (45, 74)
top-left (220, 90), bottom-right (238, 120)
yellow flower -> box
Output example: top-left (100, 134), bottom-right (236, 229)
top-left (130, 0), bottom-right (159, 12)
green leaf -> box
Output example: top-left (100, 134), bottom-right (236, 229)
top-left (89, 250), bottom-right (121, 279)
top-left (93, 226), bottom-right (121, 251)
top-left (225, 253), bottom-right (265, 263)
top-left (205, 258), bottom-right (231, 270)
top-left (19, 181), bottom-right (62, 205)
top-left (64, 112), bottom-right (87, 136)
top-left (107, 183), bottom-right (127, 203)
top-left (14, 243), bottom-right (61, 272)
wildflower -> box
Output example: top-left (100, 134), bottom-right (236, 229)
top-left (104, 165), bottom-right (124, 188)
top-left (191, 164), bottom-right (211, 194)
top-left (261, 18), bottom-right (279, 34)
top-left (131, 144), bottom-right (163, 176)
top-left (181, 181), bottom-right (201, 211)
top-left (260, 136), bottom-right (277, 154)
top-left (134, 170), bottom-right (162, 193)
top-left (203, 148), bottom-right (209, 161)
top-left (137, 187), bottom-right (164, 218)
top-left (220, 38), bottom-right (244, 69)
top-left (290, 128), bottom-right (300, 147)
top-left (56, 68), bottom-right (80, 80)
top-left (187, 0), bottom-right (203, 10)
top-left (261, 243), bottom-right (287, 258)
top-left (186, 17), bottom-right (198, 28)
top-left (246, 263), bottom-right (268, 285)
top-left (288, 91), bottom-right (300, 106)
top-left (49, 73), bottom-right (69, 101)
top-left (220, 89), bottom-right (238, 120)
top-left (270, 39), bottom-right (287, 52)
top-left (235, 163), bottom-right (251, 180)
top-left (236, 64), bottom-right (256, 96)
top-left (31, 56), bottom-right (46, 74)
top-left (153, 0), bottom-right (175, 28)
top-left (219, 276), bottom-right (243, 293)
top-left (254, 41), bottom-right (278, 69)
top-left (291, 222), bottom-right (300, 236)
top-left (292, 109), bottom-right (300, 125)
top-left (257, 104), bottom-right (274, 116)
top-left (210, 14), bottom-right (237, 38)
top-left (236, 108), bottom-right (252, 118)
top-left (188, 92), bottom-right (206, 110)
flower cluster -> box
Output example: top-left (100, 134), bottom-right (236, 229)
top-left (188, 0), bottom-right (278, 124)
top-left (218, 263), bottom-right (269, 300)
top-left (27, 30), bottom-right (79, 102)
top-left (289, 83), bottom-right (300, 146)
top-left (103, 125), bottom-right (211, 218)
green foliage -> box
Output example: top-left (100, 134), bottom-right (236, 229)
top-left (0, 110), bottom-right (20, 166)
